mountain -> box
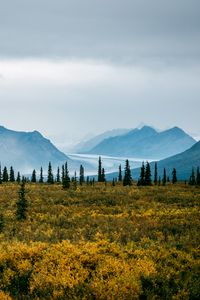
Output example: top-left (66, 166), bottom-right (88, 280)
top-left (73, 128), bottom-right (131, 153)
top-left (105, 140), bottom-right (200, 181)
top-left (0, 126), bottom-right (85, 174)
top-left (88, 126), bottom-right (196, 159)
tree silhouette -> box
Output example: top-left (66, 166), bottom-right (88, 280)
top-left (123, 159), bottom-right (132, 186)
top-left (31, 169), bottom-right (37, 183)
top-left (79, 165), bottom-right (85, 185)
top-left (47, 162), bottom-right (54, 184)
top-left (154, 162), bottom-right (158, 185)
top-left (172, 168), bottom-right (177, 184)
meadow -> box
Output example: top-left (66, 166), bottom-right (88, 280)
top-left (0, 182), bottom-right (199, 299)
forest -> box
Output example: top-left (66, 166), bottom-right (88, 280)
top-left (0, 163), bottom-right (199, 299)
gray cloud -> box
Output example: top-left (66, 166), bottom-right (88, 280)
top-left (0, 0), bottom-right (200, 64)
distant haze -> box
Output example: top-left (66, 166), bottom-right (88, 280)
top-left (0, 0), bottom-right (200, 149)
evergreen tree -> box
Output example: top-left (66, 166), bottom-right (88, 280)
top-left (2, 167), bottom-right (8, 182)
top-left (158, 176), bottom-right (161, 185)
top-left (196, 167), bottom-right (200, 185)
top-left (154, 162), bottom-right (158, 185)
top-left (162, 168), bottom-right (167, 186)
top-left (137, 162), bottom-right (145, 186)
top-left (167, 176), bottom-right (170, 183)
top-left (39, 167), bottom-right (44, 183)
top-left (62, 162), bottom-right (70, 189)
top-left (144, 162), bottom-right (152, 186)
top-left (92, 178), bottom-right (95, 186)
top-left (189, 168), bottom-right (196, 185)
top-left (172, 168), bottom-right (177, 184)
top-left (118, 164), bottom-right (122, 182)
top-left (56, 167), bottom-right (60, 183)
top-left (112, 178), bottom-right (115, 186)
top-left (16, 182), bottom-right (28, 221)
top-left (47, 162), bottom-right (54, 184)
top-left (123, 159), bottom-right (132, 186)
top-left (16, 172), bottom-right (21, 184)
top-left (101, 168), bottom-right (106, 182)
top-left (0, 164), bottom-right (2, 184)
top-left (86, 176), bottom-right (90, 185)
top-left (31, 169), bottom-right (37, 183)
top-left (79, 165), bottom-right (85, 185)
top-left (98, 156), bottom-right (102, 182)
top-left (9, 166), bottom-right (15, 182)
top-left (61, 165), bottom-right (65, 183)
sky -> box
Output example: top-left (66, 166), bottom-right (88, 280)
top-left (0, 0), bottom-right (200, 151)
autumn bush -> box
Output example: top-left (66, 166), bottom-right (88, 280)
top-left (0, 182), bottom-right (199, 299)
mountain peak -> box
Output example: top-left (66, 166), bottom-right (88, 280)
top-left (140, 125), bottom-right (157, 133)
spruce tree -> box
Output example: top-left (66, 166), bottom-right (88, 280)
top-left (56, 167), bottom-right (60, 183)
top-left (162, 168), bottom-right (167, 186)
top-left (189, 168), bottom-right (196, 185)
top-left (31, 169), bottom-right (37, 183)
top-left (2, 167), bottom-right (8, 182)
top-left (47, 162), bottom-right (54, 184)
top-left (101, 168), bottom-right (106, 182)
top-left (86, 176), bottom-right (89, 185)
top-left (144, 162), bottom-right (152, 186)
top-left (9, 166), bottom-right (15, 182)
top-left (16, 172), bottom-right (21, 184)
top-left (98, 156), bottom-right (102, 182)
top-left (16, 182), bottom-right (28, 221)
top-left (172, 168), bottom-right (177, 184)
top-left (123, 159), bottom-right (132, 186)
top-left (154, 162), bottom-right (158, 185)
top-left (196, 167), bottom-right (200, 185)
top-left (62, 162), bottom-right (70, 189)
top-left (39, 167), bottom-right (44, 183)
top-left (79, 165), bottom-right (85, 185)
top-left (118, 164), bottom-right (122, 182)
top-left (137, 162), bottom-right (145, 186)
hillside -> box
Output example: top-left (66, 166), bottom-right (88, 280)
top-left (88, 126), bottom-right (196, 159)
top-left (0, 126), bottom-right (84, 173)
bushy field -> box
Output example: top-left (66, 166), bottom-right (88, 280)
top-left (0, 183), bottom-right (199, 299)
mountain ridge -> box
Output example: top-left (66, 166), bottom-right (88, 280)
top-left (88, 126), bottom-right (196, 159)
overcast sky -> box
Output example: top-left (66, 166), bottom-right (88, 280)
top-left (0, 0), bottom-right (200, 150)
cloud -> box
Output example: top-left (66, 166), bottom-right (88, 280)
top-left (0, 0), bottom-right (200, 64)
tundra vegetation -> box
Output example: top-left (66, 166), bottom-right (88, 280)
top-left (0, 179), bottom-right (199, 299)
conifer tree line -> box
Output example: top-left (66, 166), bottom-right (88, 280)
top-left (0, 160), bottom-right (200, 186)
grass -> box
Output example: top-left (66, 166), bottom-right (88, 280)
top-left (0, 182), bottom-right (199, 299)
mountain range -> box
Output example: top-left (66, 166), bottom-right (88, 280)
top-left (86, 126), bottom-right (196, 159)
top-left (0, 126), bottom-right (87, 174)
top-left (106, 140), bottom-right (200, 181)
top-left (74, 128), bottom-right (131, 153)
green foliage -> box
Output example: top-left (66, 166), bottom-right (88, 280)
top-left (0, 182), bottom-right (199, 299)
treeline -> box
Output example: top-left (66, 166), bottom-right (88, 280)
top-left (0, 158), bottom-right (200, 188)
